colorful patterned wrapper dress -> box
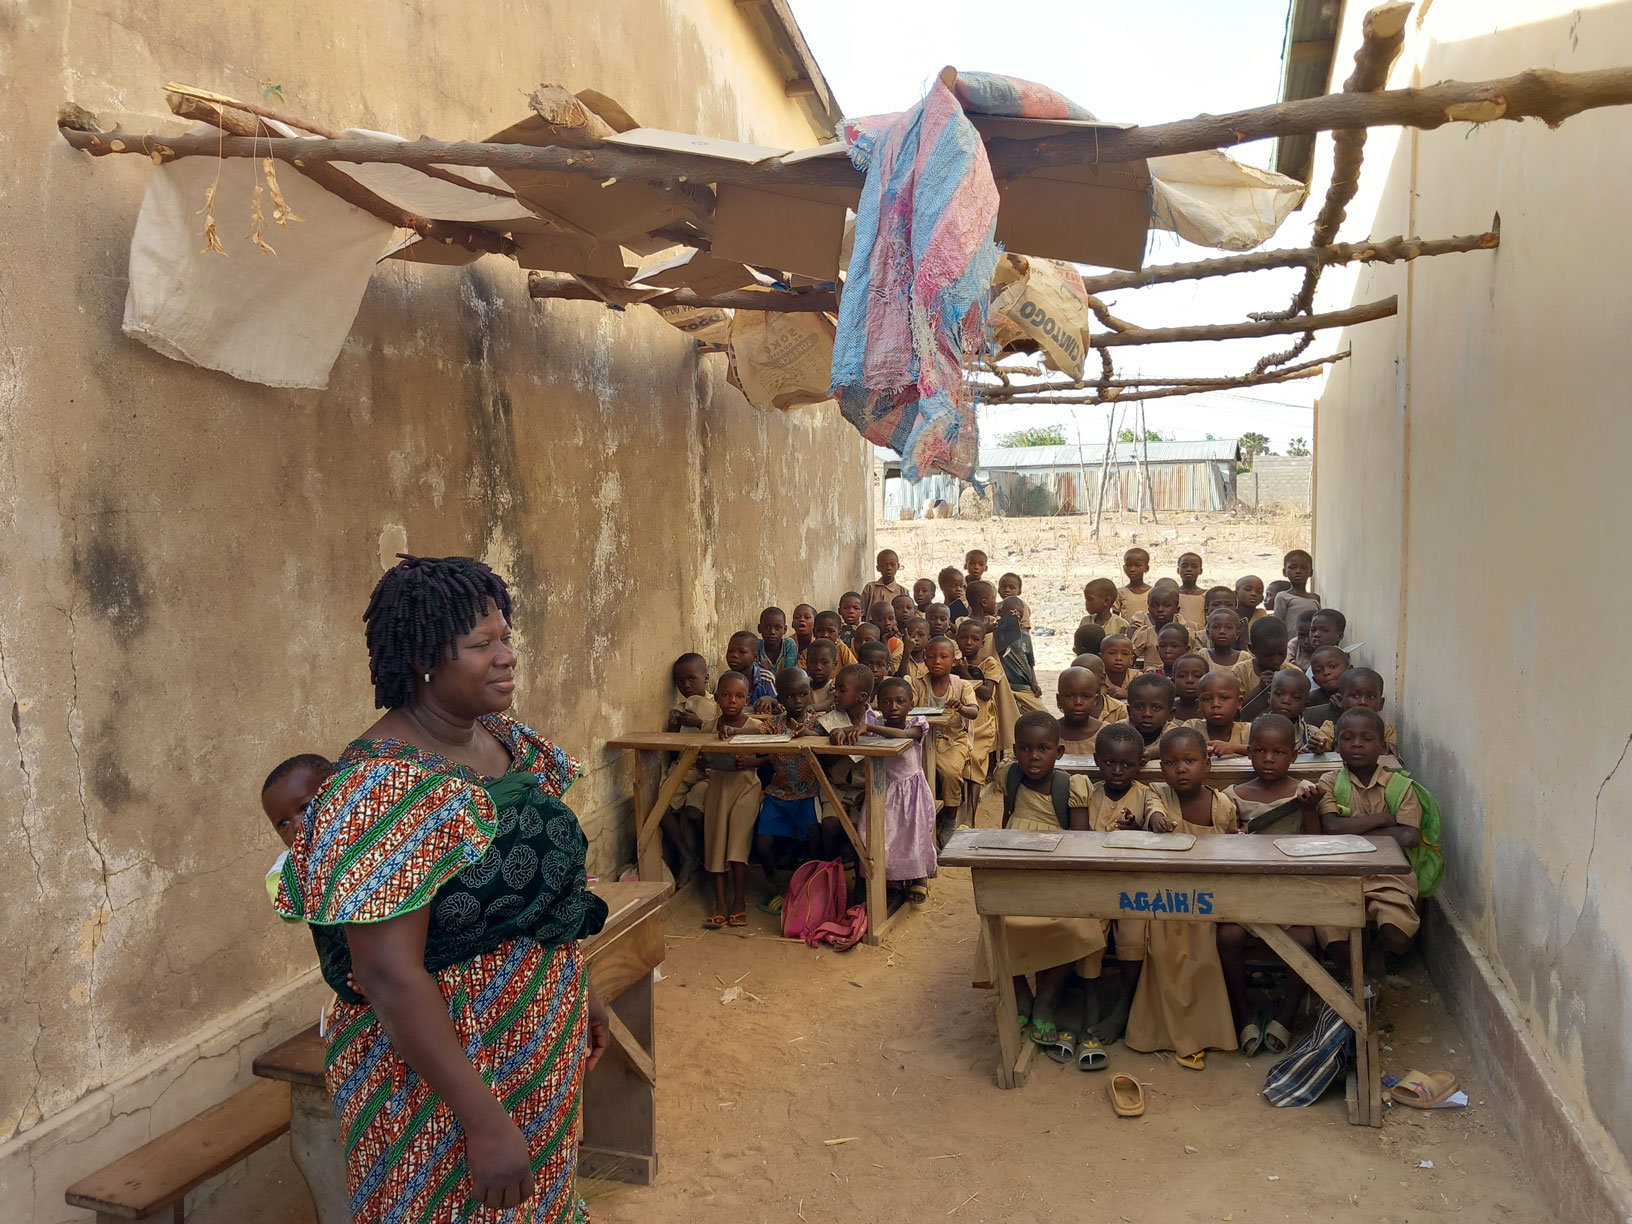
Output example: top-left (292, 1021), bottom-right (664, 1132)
top-left (274, 714), bottom-right (607, 1224)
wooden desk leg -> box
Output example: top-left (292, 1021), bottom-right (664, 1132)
top-left (861, 758), bottom-right (890, 945)
top-left (1350, 932), bottom-right (1373, 1127)
top-left (632, 750), bottom-right (666, 881)
top-left (579, 970), bottom-right (658, 1185)
top-left (288, 1083), bottom-right (349, 1224)
top-left (922, 725), bottom-right (939, 797)
top-left (983, 914), bottom-right (1031, 1089)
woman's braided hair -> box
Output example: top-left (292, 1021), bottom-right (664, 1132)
top-left (364, 554), bottom-right (512, 709)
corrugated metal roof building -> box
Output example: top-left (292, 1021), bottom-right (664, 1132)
top-left (977, 439), bottom-right (1241, 516)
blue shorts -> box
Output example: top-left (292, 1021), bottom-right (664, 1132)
top-left (757, 795), bottom-right (817, 840)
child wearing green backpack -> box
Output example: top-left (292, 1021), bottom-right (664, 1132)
top-left (1298, 708), bottom-right (1444, 965)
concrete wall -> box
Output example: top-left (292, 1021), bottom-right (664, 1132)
top-left (1241, 456), bottom-right (1311, 513)
top-left (1311, 0), bottom-right (1632, 1209)
top-left (0, 2), bottom-right (870, 1217)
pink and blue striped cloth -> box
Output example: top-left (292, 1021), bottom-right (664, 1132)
top-left (830, 73), bottom-right (1097, 479)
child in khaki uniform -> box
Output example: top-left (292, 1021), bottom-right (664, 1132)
top-left (1055, 667), bottom-right (1106, 756)
top-left (662, 653), bottom-right (719, 880)
top-left (1130, 726), bottom-right (1239, 1066)
top-left (953, 619), bottom-right (1003, 785)
top-left (1080, 577), bottom-right (1130, 638)
top-left (1115, 547), bottom-right (1153, 621)
top-left (860, 549), bottom-right (906, 613)
top-left (1130, 581), bottom-right (1201, 667)
top-left (700, 672), bottom-right (773, 927)
top-left (1071, 653), bottom-right (1129, 724)
top-left (973, 712), bottom-right (1103, 1060)
top-left (1174, 552), bottom-right (1207, 628)
top-left (911, 636), bottom-right (978, 819)
top-left (1181, 670), bottom-right (1251, 757)
top-left (1298, 708), bottom-right (1421, 959)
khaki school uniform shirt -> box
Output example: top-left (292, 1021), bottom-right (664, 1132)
top-left (1115, 585), bottom-right (1151, 622)
top-left (798, 641), bottom-right (857, 670)
top-left (1149, 782), bottom-right (1239, 834)
top-left (1315, 766), bottom-right (1420, 830)
top-left (911, 673), bottom-right (978, 738)
top-left (860, 579), bottom-right (906, 613)
top-left (1086, 780), bottom-right (1167, 832)
top-left (1180, 718), bottom-right (1251, 745)
top-left (1315, 719), bottom-right (1398, 752)
top-left (1177, 591), bottom-right (1207, 628)
top-left (1231, 658), bottom-right (1303, 696)
top-left (1093, 693), bottom-right (1129, 723)
top-left (1080, 612), bottom-right (1131, 638)
top-left (1130, 619), bottom-right (1201, 666)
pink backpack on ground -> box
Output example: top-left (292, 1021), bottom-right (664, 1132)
top-left (782, 860), bottom-right (868, 951)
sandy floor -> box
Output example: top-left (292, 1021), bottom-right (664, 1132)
top-left (592, 879), bottom-right (1551, 1224)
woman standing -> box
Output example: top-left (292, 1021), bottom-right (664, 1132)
top-left (274, 555), bottom-right (609, 1222)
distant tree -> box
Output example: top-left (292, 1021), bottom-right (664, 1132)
top-left (1240, 431), bottom-right (1273, 460)
top-left (1205, 432), bottom-right (1218, 441)
top-left (1286, 437), bottom-right (1311, 457)
top-left (1117, 427), bottom-right (1166, 443)
top-left (999, 424), bottom-right (1067, 448)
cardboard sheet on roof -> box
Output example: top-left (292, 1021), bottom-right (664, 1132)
top-left (632, 247), bottom-right (759, 296)
top-left (995, 161), bottom-right (1150, 272)
top-left (511, 231), bottom-right (637, 279)
top-left (712, 182), bottom-right (857, 281)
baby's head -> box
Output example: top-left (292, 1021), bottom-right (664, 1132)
top-left (997, 595), bottom-right (1027, 624)
top-left (261, 754), bottom-right (333, 848)
top-left (672, 652), bottom-right (708, 699)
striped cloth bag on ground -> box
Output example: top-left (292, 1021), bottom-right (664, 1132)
top-left (1262, 1003), bottom-right (1354, 1107)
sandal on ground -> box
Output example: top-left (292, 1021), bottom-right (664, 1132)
top-left (704, 912), bottom-right (727, 929)
top-left (1177, 1051), bottom-right (1206, 1070)
top-left (757, 894), bottom-right (784, 915)
top-left (1390, 1068), bottom-right (1459, 1108)
top-left (1109, 1073), bottom-right (1146, 1117)
top-left (906, 881), bottom-right (930, 904)
top-left (1046, 1027), bottom-right (1078, 1064)
top-left (1029, 1019), bottom-right (1060, 1049)
top-left (727, 911), bottom-right (747, 927)
top-left (1238, 1023), bottom-right (1263, 1057)
top-left (1263, 1020), bottom-right (1292, 1054)
top-left (1075, 1036), bottom-right (1108, 1072)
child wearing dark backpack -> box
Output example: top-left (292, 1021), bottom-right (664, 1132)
top-left (973, 712), bottom-right (1101, 1066)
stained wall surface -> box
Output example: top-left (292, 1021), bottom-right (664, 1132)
top-left (1311, 0), bottom-right (1632, 1187)
top-left (0, 1), bottom-right (869, 1212)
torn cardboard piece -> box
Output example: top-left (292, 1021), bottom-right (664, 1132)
top-left (727, 310), bottom-right (835, 410)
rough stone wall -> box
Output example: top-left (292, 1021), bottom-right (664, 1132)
top-left (0, 0), bottom-right (869, 1213)
top-left (1310, 0), bottom-right (1632, 1195)
top-left (1241, 457), bottom-right (1311, 513)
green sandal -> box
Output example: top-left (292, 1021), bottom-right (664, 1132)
top-left (1029, 1019), bottom-right (1060, 1048)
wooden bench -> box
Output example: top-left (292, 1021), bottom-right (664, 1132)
top-left (63, 1079), bottom-right (291, 1223)
top-left (250, 880), bottom-right (671, 1222)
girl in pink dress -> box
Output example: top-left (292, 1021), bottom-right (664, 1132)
top-left (863, 676), bottom-right (938, 902)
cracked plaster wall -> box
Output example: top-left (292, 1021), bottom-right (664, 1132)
top-left (0, 0), bottom-right (870, 1215)
top-left (1310, 0), bottom-right (1632, 1181)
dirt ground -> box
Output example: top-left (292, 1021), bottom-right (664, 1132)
top-left (593, 879), bottom-right (1551, 1224)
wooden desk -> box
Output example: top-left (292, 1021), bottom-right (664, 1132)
top-left (253, 881), bottom-right (672, 1220)
top-left (939, 829), bottom-right (1410, 1126)
top-left (1058, 752), bottom-right (1341, 787)
top-left (607, 731), bottom-right (914, 946)
top-left (914, 710), bottom-right (956, 797)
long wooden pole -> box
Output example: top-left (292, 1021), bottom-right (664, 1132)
top-left (988, 364), bottom-right (1337, 407)
top-left (527, 272), bottom-right (835, 313)
top-left (57, 64), bottom-right (1632, 188)
top-left (981, 350), bottom-right (1349, 401)
top-left (1093, 296), bottom-right (1395, 347)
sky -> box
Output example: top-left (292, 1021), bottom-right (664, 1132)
top-left (786, 0), bottom-right (1322, 453)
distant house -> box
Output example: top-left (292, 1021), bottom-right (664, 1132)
top-left (977, 439), bottom-right (1240, 516)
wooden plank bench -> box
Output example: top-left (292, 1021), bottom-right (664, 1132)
top-left (250, 880), bottom-right (671, 1222)
top-left (63, 1079), bottom-right (291, 1223)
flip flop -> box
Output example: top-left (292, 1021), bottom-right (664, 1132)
top-left (1177, 1051), bottom-right (1206, 1070)
top-left (1391, 1068), bottom-right (1459, 1109)
top-left (1075, 1036), bottom-right (1108, 1072)
top-left (1029, 1019), bottom-right (1060, 1049)
top-left (906, 882), bottom-right (929, 904)
top-left (1109, 1073), bottom-right (1145, 1117)
top-left (1263, 1020), bottom-right (1292, 1054)
top-left (1238, 1023), bottom-right (1263, 1057)
top-left (757, 894), bottom-right (785, 915)
top-left (727, 911), bottom-right (747, 927)
top-left (704, 912), bottom-right (727, 929)
top-left (1046, 1026), bottom-right (1078, 1064)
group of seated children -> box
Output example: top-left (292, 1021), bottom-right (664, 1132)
top-left (650, 542), bottom-right (1438, 1068)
